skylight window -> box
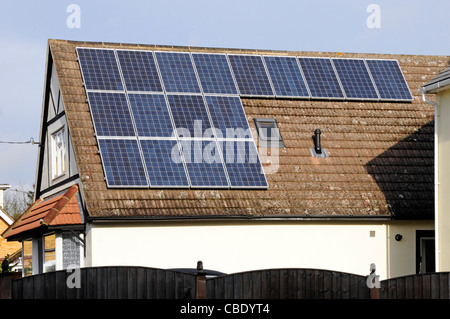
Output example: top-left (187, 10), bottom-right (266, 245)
top-left (253, 118), bottom-right (285, 148)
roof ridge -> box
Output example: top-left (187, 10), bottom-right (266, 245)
top-left (41, 185), bottom-right (79, 225)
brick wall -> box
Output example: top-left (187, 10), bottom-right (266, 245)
top-left (0, 219), bottom-right (21, 260)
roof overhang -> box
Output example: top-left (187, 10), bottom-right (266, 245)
top-left (422, 67), bottom-right (450, 94)
top-left (422, 80), bottom-right (450, 94)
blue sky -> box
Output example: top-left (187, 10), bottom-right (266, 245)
top-left (0, 0), bottom-right (449, 192)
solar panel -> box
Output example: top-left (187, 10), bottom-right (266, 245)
top-left (167, 94), bottom-right (212, 137)
top-left (98, 138), bottom-right (148, 187)
top-left (128, 93), bottom-right (174, 138)
top-left (298, 57), bottom-right (344, 99)
top-left (87, 92), bottom-right (135, 137)
top-left (205, 96), bottom-right (251, 138)
top-left (181, 140), bottom-right (229, 187)
top-left (192, 53), bottom-right (238, 95)
top-left (221, 140), bottom-right (268, 188)
top-left (365, 59), bottom-right (413, 101)
top-left (116, 50), bottom-right (163, 92)
top-left (76, 48), bottom-right (123, 91)
top-left (263, 56), bottom-right (310, 98)
top-left (228, 54), bottom-right (274, 96)
top-left (154, 51), bottom-right (201, 93)
top-left (331, 58), bottom-right (379, 100)
top-left (140, 139), bottom-right (190, 187)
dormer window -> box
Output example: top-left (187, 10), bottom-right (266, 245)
top-left (253, 118), bottom-right (285, 148)
top-left (52, 127), bottom-right (66, 179)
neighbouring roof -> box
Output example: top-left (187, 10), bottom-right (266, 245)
top-left (2, 185), bottom-right (82, 240)
top-left (47, 39), bottom-right (449, 220)
top-left (422, 66), bottom-right (450, 93)
top-left (0, 207), bottom-right (15, 225)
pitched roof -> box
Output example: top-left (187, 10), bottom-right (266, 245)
top-left (2, 185), bottom-right (82, 239)
top-left (48, 39), bottom-right (449, 220)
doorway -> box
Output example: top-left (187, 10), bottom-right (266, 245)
top-left (416, 230), bottom-right (435, 274)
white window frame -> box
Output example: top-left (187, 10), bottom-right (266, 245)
top-left (51, 126), bottom-right (67, 179)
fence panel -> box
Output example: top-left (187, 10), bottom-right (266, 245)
top-left (380, 272), bottom-right (450, 299)
top-left (206, 268), bottom-right (370, 299)
top-left (11, 266), bottom-right (196, 299)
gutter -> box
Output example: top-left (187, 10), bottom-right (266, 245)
top-left (422, 78), bottom-right (450, 94)
top-left (420, 87), bottom-right (439, 272)
top-left (87, 214), bottom-right (393, 223)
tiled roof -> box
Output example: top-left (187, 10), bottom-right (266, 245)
top-left (48, 39), bottom-right (449, 220)
top-left (2, 185), bottom-right (81, 239)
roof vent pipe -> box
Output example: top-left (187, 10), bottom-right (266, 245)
top-left (313, 129), bottom-right (322, 154)
top-left (310, 129), bottom-right (329, 158)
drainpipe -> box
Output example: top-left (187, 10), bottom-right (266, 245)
top-left (420, 87), bottom-right (439, 272)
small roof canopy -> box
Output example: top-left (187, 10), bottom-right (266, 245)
top-left (2, 185), bottom-right (82, 241)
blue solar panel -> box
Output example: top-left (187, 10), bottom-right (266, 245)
top-left (192, 53), bottom-right (238, 95)
top-left (167, 95), bottom-right (212, 137)
top-left (221, 140), bottom-right (267, 188)
top-left (365, 59), bottom-right (413, 101)
top-left (181, 140), bottom-right (229, 187)
top-left (228, 55), bottom-right (274, 96)
top-left (140, 139), bottom-right (189, 187)
top-left (128, 93), bottom-right (174, 138)
top-left (98, 139), bottom-right (148, 187)
top-left (205, 96), bottom-right (251, 138)
top-left (264, 56), bottom-right (310, 98)
top-left (332, 59), bottom-right (379, 100)
top-left (155, 51), bottom-right (201, 93)
top-left (116, 50), bottom-right (163, 92)
top-left (298, 57), bottom-right (344, 99)
top-left (77, 48), bottom-right (123, 91)
top-left (87, 92), bottom-right (135, 137)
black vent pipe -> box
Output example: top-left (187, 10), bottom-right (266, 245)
top-left (313, 129), bottom-right (322, 154)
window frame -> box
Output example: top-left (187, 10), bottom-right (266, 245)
top-left (51, 126), bottom-right (67, 180)
top-left (253, 118), bottom-right (285, 148)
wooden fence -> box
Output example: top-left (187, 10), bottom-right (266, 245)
top-left (8, 266), bottom-right (450, 299)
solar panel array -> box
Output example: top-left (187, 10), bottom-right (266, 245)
top-left (77, 47), bottom-right (413, 189)
top-left (77, 48), bottom-right (267, 189)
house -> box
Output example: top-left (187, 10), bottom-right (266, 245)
top-left (421, 67), bottom-right (450, 272)
top-left (2, 39), bottom-right (447, 280)
top-left (0, 184), bottom-right (22, 269)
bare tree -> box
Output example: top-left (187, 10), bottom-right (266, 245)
top-left (3, 184), bottom-right (34, 220)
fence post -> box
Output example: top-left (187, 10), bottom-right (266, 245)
top-left (196, 261), bottom-right (207, 299)
top-left (367, 263), bottom-right (380, 299)
top-left (370, 286), bottom-right (380, 299)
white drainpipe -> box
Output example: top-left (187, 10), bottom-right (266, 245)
top-left (420, 88), bottom-right (439, 272)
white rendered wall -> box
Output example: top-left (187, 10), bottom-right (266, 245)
top-left (84, 220), bottom-right (432, 279)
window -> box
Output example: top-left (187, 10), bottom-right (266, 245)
top-left (22, 240), bottom-right (33, 276)
top-left (62, 232), bottom-right (82, 269)
top-left (43, 234), bottom-right (56, 272)
top-left (253, 118), bottom-right (285, 148)
top-left (52, 127), bottom-right (66, 179)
